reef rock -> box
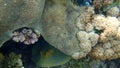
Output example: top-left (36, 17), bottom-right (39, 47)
top-left (0, 0), bottom-right (45, 47)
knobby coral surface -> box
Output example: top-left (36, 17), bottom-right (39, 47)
top-left (89, 15), bottom-right (120, 60)
top-left (74, 4), bottom-right (120, 60)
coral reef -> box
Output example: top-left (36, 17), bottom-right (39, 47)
top-left (0, 0), bottom-right (45, 47)
top-left (40, 0), bottom-right (81, 56)
top-left (5, 52), bottom-right (24, 68)
top-left (52, 58), bottom-right (120, 68)
top-left (4, 0), bottom-right (119, 61)
top-left (93, 0), bottom-right (113, 9)
top-left (32, 37), bottom-right (71, 67)
top-left (0, 52), bottom-right (24, 68)
top-left (0, 53), bottom-right (5, 68)
top-left (12, 27), bottom-right (40, 45)
top-left (1, 0), bottom-right (120, 67)
top-left (89, 15), bottom-right (120, 60)
top-left (72, 6), bottom-right (99, 59)
top-left (106, 6), bottom-right (119, 16)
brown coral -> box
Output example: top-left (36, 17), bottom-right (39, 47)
top-left (93, 0), bottom-right (113, 9)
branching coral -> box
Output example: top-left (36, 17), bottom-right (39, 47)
top-left (72, 6), bottom-right (99, 59)
top-left (92, 15), bottom-right (120, 42)
top-left (74, 5), bottom-right (120, 60)
top-left (89, 15), bottom-right (120, 60)
top-left (73, 31), bottom-right (99, 59)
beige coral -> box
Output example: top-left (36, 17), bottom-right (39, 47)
top-left (74, 6), bottom-right (100, 59)
top-left (89, 14), bottom-right (120, 60)
top-left (118, 16), bottom-right (120, 21)
top-left (76, 6), bottom-right (94, 31)
top-left (92, 15), bottom-right (120, 41)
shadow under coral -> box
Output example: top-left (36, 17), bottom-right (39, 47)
top-left (0, 36), bottom-right (71, 68)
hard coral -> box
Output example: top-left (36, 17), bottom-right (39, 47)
top-left (6, 52), bottom-right (23, 68)
top-left (73, 6), bottom-right (99, 59)
top-left (76, 6), bottom-right (94, 31)
top-left (12, 27), bottom-right (40, 45)
top-left (92, 15), bottom-right (120, 42)
top-left (106, 6), bottom-right (119, 17)
top-left (0, 0), bottom-right (45, 47)
top-left (89, 15), bottom-right (120, 60)
top-left (93, 0), bottom-right (113, 9)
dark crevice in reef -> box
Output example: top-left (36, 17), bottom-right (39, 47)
top-left (0, 36), bottom-right (71, 68)
top-left (0, 39), bottom-right (36, 67)
top-left (94, 28), bottom-right (103, 35)
top-left (0, 36), bottom-right (52, 68)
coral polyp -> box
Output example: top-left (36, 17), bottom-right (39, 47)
top-left (12, 27), bottom-right (40, 45)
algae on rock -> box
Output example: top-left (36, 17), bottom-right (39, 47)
top-left (0, 0), bottom-right (45, 47)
